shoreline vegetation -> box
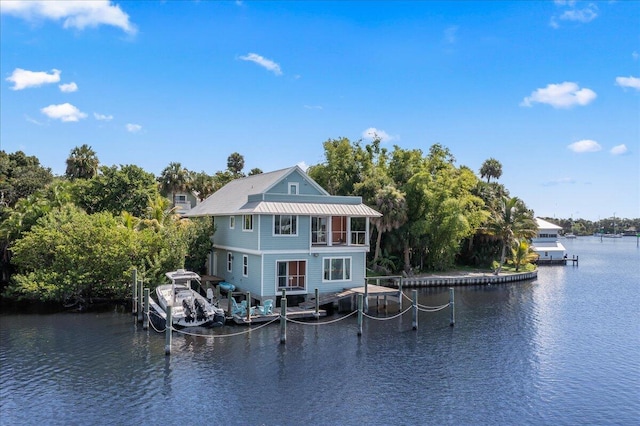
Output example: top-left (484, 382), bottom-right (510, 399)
top-left (1, 145), bottom-right (638, 310)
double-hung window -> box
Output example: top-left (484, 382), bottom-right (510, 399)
top-left (227, 252), bottom-right (233, 272)
top-left (243, 255), bottom-right (248, 277)
top-left (323, 257), bottom-right (351, 281)
top-left (243, 215), bottom-right (253, 231)
top-left (274, 215), bottom-right (297, 235)
top-left (312, 216), bottom-right (327, 244)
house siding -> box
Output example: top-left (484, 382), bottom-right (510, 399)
top-left (258, 214), bottom-right (311, 251)
top-left (266, 169), bottom-right (324, 196)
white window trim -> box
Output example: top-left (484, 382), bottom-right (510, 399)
top-left (322, 256), bottom-right (352, 282)
top-left (288, 182), bottom-right (299, 195)
top-left (229, 216), bottom-right (235, 229)
top-left (243, 214), bottom-right (253, 232)
top-left (275, 259), bottom-right (307, 292)
top-left (274, 214), bottom-right (298, 236)
top-left (227, 252), bottom-right (233, 272)
top-left (242, 255), bottom-right (249, 277)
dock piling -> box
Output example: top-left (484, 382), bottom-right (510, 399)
top-left (280, 289), bottom-right (287, 344)
top-left (246, 291), bottom-right (251, 323)
top-left (143, 288), bottom-right (149, 330)
top-left (412, 290), bottom-right (418, 330)
top-left (364, 279), bottom-right (369, 312)
top-left (165, 306), bottom-right (172, 356)
top-left (314, 288), bottom-right (320, 319)
top-left (449, 288), bottom-right (455, 327)
top-left (398, 278), bottom-right (403, 312)
top-left (357, 293), bottom-right (363, 336)
top-left (137, 279), bottom-right (144, 323)
top-left (132, 269), bottom-right (138, 318)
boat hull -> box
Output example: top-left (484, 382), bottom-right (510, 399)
top-left (155, 284), bottom-right (225, 328)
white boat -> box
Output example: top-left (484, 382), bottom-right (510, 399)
top-left (154, 269), bottom-right (226, 328)
top-left (565, 233), bottom-right (577, 239)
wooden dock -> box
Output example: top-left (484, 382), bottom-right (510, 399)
top-left (217, 297), bottom-right (326, 325)
top-left (299, 284), bottom-right (401, 311)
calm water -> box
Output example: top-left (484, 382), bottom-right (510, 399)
top-left (1, 237), bottom-right (639, 425)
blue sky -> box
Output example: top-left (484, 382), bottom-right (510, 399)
top-left (1, 1), bottom-right (638, 221)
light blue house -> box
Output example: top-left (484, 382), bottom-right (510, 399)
top-left (184, 166), bottom-right (381, 303)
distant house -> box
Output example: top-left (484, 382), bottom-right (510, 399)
top-left (531, 218), bottom-right (566, 261)
top-left (173, 191), bottom-right (198, 216)
top-left (183, 166), bottom-right (381, 302)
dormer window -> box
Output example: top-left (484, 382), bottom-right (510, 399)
top-left (288, 183), bottom-right (299, 195)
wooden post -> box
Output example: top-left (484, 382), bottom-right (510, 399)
top-left (314, 288), bottom-right (320, 319)
top-left (280, 289), bottom-right (287, 344)
top-left (227, 292), bottom-right (233, 318)
top-left (165, 306), bottom-right (172, 356)
top-left (245, 292), bottom-right (251, 323)
top-left (449, 287), bottom-right (455, 327)
top-left (364, 279), bottom-right (369, 312)
top-left (143, 288), bottom-right (150, 330)
top-left (132, 269), bottom-right (138, 317)
top-left (357, 293), bottom-right (363, 336)
top-left (398, 277), bottom-right (403, 312)
top-left (412, 289), bottom-right (418, 330)
top-left (137, 279), bottom-right (144, 323)
top-left (215, 285), bottom-right (220, 301)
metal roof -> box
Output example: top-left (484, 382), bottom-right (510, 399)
top-left (239, 201), bottom-right (381, 217)
top-left (535, 217), bottom-right (563, 230)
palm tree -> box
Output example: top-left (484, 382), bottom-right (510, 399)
top-left (479, 158), bottom-right (503, 183)
top-left (65, 144), bottom-right (99, 180)
top-left (371, 185), bottom-right (408, 263)
top-left (511, 239), bottom-right (538, 272)
top-left (227, 152), bottom-right (245, 176)
top-left (157, 162), bottom-right (191, 207)
top-left (484, 196), bottom-right (537, 274)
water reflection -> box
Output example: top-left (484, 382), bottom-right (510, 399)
top-left (2, 238), bottom-right (639, 425)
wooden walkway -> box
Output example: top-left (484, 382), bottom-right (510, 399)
top-left (217, 297), bottom-right (326, 325)
top-left (298, 284), bottom-right (401, 309)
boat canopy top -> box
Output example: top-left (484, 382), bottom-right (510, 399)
top-left (165, 269), bottom-right (202, 284)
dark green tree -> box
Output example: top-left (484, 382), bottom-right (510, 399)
top-left (479, 157), bottom-right (503, 183)
top-left (65, 144), bottom-right (99, 180)
top-left (227, 152), bottom-right (245, 177)
top-left (484, 196), bottom-right (537, 274)
top-left (158, 162), bottom-right (191, 207)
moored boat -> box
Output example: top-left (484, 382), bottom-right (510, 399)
top-left (154, 269), bottom-right (225, 328)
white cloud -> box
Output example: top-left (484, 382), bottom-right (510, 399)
top-left (615, 76), bottom-right (640, 91)
top-left (239, 53), bottom-right (282, 75)
top-left (559, 4), bottom-right (598, 23)
top-left (633, 51), bottom-right (639, 61)
top-left (550, 1), bottom-right (598, 28)
top-left (610, 144), bottom-right (628, 155)
top-left (567, 139), bottom-right (601, 153)
top-left (6, 68), bottom-right (61, 90)
top-left (444, 26), bottom-right (458, 44)
top-left (304, 105), bottom-right (323, 110)
top-left (521, 82), bottom-right (596, 108)
top-left (59, 82), bottom-right (78, 92)
top-left (40, 103), bottom-right (87, 122)
top-left (126, 123), bottom-right (142, 133)
top-left (25, 115), bottom-right (45, 126)
top-left (0, 0), bottom-right (136, 34)
top-left (542, 177), bottom-right (576, 187)
top-left (362, 127), bottom-right (398, 143)
top-left (297, 161), bottom-right (309, 172)
top-left (94, 112), bottom-right (113, 121)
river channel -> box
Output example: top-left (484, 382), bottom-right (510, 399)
top-left (1, 236), bottom-right (638, 425)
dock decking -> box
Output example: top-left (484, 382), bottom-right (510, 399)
top-left (217, 297), bottom-right (326, 324)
